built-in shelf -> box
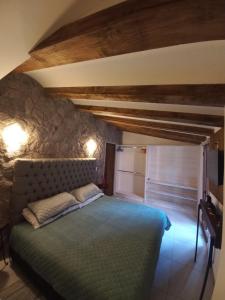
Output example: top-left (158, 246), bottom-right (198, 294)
top-left (116, 170), bottom-right (145, 177)
top-left (146, 189), bottom-right (196, 202)
top-left (146, 179), bottom-right (198, 191)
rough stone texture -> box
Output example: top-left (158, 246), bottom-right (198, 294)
top-left (0, 74), bottom-right (122, 222)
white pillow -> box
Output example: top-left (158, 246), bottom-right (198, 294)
top-left (79, 192), bottom-right (104, 208)
top-left (28, 192), bottom-right (79, 224)
top-left (70, 183), bottom-right (102, 203)
top-left (22, 208), bottom-right (40, 229)
top-left (22, 204), bottom-right (79, 229)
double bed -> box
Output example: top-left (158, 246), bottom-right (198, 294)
top-left (9, 158), bottom-right (171, 300)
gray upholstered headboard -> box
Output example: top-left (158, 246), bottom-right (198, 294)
top-left (11, 158), bottom-right (96, 224)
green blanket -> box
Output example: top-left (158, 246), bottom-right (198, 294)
top-left (10, 196), bottom-right (171, 300)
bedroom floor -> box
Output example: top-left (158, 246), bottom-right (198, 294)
top-left (0, 199), bottom-right (214, 300)
top-left (149, 199), bottom-right (214, 300)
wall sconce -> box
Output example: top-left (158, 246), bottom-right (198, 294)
top-left (86, 138), bottom-right (97, 157)
top-left (2, 123), bottom-right (28, 154)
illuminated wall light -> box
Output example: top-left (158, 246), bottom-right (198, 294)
top-left (86, 138), bottom-right (97, 157)
top-left (2, 123), bottom-right (28, 154)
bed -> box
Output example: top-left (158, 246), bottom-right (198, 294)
top-left (9, 158), bottom-right (171, 300)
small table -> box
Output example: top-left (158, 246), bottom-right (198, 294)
top-left (0, 221), bottom-right (9, 265)
top-left (194, 199), bottom-right (222, 300)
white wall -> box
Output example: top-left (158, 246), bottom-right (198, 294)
top-left (122, 131), bottom-right (189, 145)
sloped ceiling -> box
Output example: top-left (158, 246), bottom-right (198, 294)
top-left (27, 40), bottom-right (225, 118)
top-left (27, 41), bottom-right (225, 87)
top-left (0, 0), bottom-right (123, 79)
top-left (1, 0), bottom-right (225, 144)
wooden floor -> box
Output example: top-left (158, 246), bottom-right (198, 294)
top-left (0, 261), bottom-right (45, 300)
top-left (0, 198), bottom-right (214, 300)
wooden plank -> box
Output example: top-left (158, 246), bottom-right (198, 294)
top-left (108, 122), bottom-right (206, 144)
top-left (75, 105), bottom-right (224, 127)
top-left (45, 84), bottom-right (225, 107)
top-left (97, 115), bottom-right (213, 136)
top-left (106, 118), bottom-right (209, 139)
top-left (15, 0), bottom-right (225, 72)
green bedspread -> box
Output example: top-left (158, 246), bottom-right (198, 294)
top-left (10, 196), bottom-right (171, 300)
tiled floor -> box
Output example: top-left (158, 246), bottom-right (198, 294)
top-left (149, 199), bottom-right (214, 300)
top-left (0, 199), bottom-right (214, 300)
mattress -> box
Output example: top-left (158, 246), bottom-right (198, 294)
top-left (10, 196), bottom-right (171, 300)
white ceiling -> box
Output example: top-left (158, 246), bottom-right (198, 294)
top-left (27, 41), bottom-right (225, 87)
top-left (71, 99), bottom-right (224, 116)
top-left (1, 0), bottom-right (225, 87)
top-left (89, 114), bottom-right (218, 130)
top-left (0, 0), bottom-right (224, 137)
top-left (0, 0), bottom-right (123, 79)
top-left (28, 40), bottom-right (225, 116)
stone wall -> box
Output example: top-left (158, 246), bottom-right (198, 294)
top-left (0, 74), bottom-right (122, 222)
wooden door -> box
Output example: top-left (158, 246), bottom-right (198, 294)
top-left (104, 143), bottom-right (116, 196)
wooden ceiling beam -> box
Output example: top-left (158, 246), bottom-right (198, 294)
top-left (15, 0), bottom-right (225, 72)
top-left (45, 85), bottom-right (225, 107)
top-left (75, 105), bottom-right (224, 127)
top-left (97, 115), bottom-right (214, 136)
top-left (108, 122), bottom-right (206, 144)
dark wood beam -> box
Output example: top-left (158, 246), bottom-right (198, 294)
top-left (108, 122), bottom-right (206, 144)
top-left (15, 0), bottom-right (225, 72)
top-left (97, 115), bottom-right (214, 136)
top-left (75, 105), bottom-right (224, 127)
top-left (45, 84), bottom-right (225, 107)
